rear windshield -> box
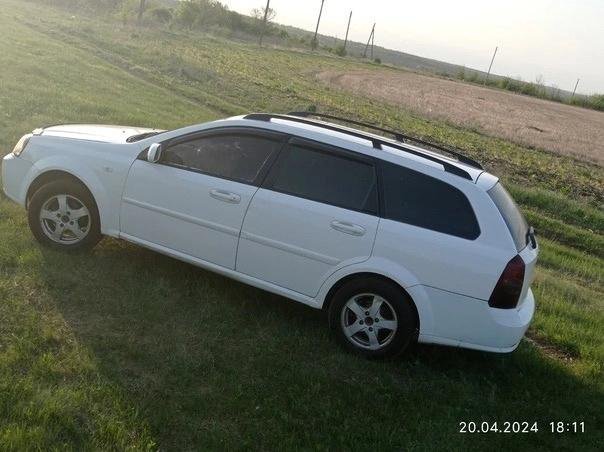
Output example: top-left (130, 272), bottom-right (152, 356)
top-left (488, 183), bottom-right (529, 251)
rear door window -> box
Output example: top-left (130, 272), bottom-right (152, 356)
top-left (380, 161), bottom-right (480, 240)
top-left (263, 142), bottom-right (378, 214)
top-left (488, 183), bottom-right (529, 251)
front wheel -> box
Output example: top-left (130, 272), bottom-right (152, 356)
top-left (28, 179), bottom-right (102, 252)
top-left (329, 278), bottom-right (417, 359)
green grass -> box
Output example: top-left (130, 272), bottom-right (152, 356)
top-left (537, 239), bottom-right (603, 288)
top-left (508, 184), bottom-right (604, 234)
top-left (1, 0), bottom-right (603, 450)
top-left (524, 210), bottom-right (604, 259)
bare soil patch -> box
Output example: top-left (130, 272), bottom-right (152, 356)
top-left (317, 69), bottom-right (604, 165)
top-left (525, 333), bottom-right (577, 363)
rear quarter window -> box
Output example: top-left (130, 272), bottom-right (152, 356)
top-left (488, 183), bottom-right (529, 251)
top-left (380, 161), bottom-right (480, 240)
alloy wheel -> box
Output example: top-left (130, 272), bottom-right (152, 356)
top-left (39, 194), bottom-right (91, 244)
top-left (340, 293), bottom-right (398, 351)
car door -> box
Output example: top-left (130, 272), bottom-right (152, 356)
top-left (236, 137), bottom-right (380, 297)
top-left (120, 128), bottom-right (286, 269)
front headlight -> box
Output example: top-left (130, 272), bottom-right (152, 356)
top-left (12, 134), bottom-right (33, 157)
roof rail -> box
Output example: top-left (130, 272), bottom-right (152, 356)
top-left (243, 113), bottom-right (476, 180)
top-left (288, 111), bottom-right (483, 170)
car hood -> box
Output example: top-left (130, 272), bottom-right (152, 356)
top-left (39, 124), bottom-right (164, 144)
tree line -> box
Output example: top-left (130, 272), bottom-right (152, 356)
top-left (30, 0), bottom-right (287, 40)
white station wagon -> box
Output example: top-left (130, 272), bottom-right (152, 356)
top-left (2, 112), bottom-right (538, 358)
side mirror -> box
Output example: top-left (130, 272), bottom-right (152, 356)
top-left (147, 143), bottom-right (163, 163)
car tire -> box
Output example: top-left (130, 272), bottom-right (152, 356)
top-left (28, 179), bottom-right (102, 252)
top-left (328, 277), bottom-right (417, 359)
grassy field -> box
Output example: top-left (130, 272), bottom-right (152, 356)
top-left (1, 0), bottom-right (602, 450)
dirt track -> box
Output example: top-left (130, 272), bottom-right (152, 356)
top-left (316, 70), bottom-right (604, 165)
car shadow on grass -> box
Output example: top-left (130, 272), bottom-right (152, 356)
top-left (36, 239), bottom-right (602, 451)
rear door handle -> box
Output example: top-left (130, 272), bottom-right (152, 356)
top-left (330, 221), bottom-right (366, 236)
top-left (210, 189), bottom-right (241, 204)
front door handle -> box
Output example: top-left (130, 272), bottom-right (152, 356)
top-left (330, 221), bottom-right (366, 237)
top-left (210, 189), bottom-right (241, 204)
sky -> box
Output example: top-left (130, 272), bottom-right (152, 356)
top-left (223, 0), bottom-right (604, 94)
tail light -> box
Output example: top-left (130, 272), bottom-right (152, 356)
top-left (488, 255), bottom-right (525, 309)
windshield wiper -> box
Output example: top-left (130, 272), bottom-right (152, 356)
top-left (126, 131), bottom-right (163, 143)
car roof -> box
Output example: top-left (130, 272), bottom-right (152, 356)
top-left (223, 115), bottom-right (485, 184)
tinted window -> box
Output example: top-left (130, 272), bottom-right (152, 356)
top-left (381, 162), bottom-right (480, 239)
top-left (488, 183), bottom-right (529, 251)
top-left (162, 134), bottom-right (282, 183)
top-left (266, 144), bottom-right (378, 214)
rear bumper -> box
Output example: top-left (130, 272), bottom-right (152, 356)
top-left (2, 153), bottom-right (32, 206)
top-left (415, 286), bottom-right (535, 353)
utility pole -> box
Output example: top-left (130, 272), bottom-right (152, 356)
top-left (312, 0), bottom-right (325, 50)
top-left (137, 0), bottom-right (146, 24)
top-left (258, 0), bottom-right (271, 46)
top-left (363, 23), bottom-right (375, 58)
top-left (571, 78), bottom-right (580, 99)
top-left (371, 26), bottom-right (375, 59)
top-left (343, 10), bottom-right (352, 52)
top-left (484, 46), bottom-right (498, 84)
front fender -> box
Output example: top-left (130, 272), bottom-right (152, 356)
top-left (315, 257), bottom-right (436, 335)
top-left (20, 155), bottom-right (118, 235)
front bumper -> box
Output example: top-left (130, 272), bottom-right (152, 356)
top-left (415, 286), bottom-right (536, 353)
top-left (2, 153), bottom-right (33, 206)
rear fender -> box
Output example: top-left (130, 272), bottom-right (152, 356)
top-left (315, 257), bottom-right (436, 335)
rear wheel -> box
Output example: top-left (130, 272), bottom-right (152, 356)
top-left (28, 179), bottom-right (102, 252)
top-left (329, 278), bottom-right (417, 359)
